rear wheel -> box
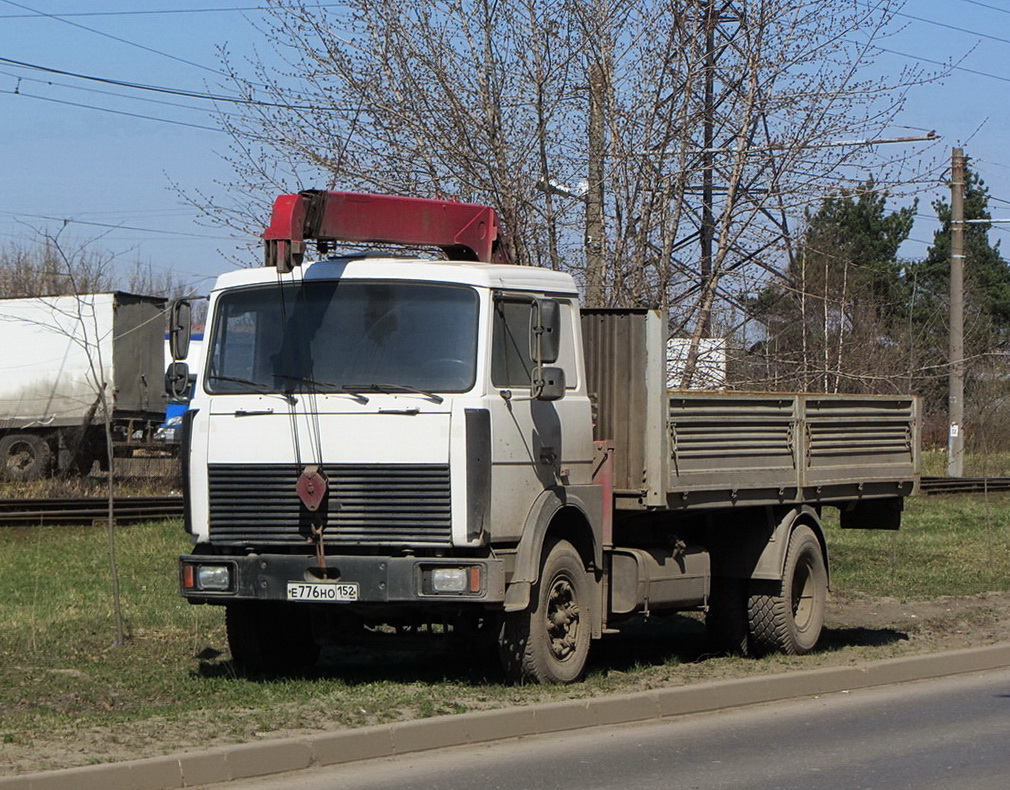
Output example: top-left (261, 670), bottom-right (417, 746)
top-left (226, 601), bottom-right (320, 676)
top-left (0, 433), bottom-right (52, 481)
top-left (747, 525), bottom-right (827, 655)
top-left (499, 539), bottom-right (592, 684)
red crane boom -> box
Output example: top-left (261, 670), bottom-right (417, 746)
top-left (262, 190), bottom-right (504, 273)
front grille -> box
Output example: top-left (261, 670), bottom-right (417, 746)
top-left (208, 463), bottom-right (452, 547)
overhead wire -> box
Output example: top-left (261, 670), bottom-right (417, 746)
top-left (0, 207), bottom-right (252, 244)
top-left (0, 56), bottom-right (342, 111)
top-left (894, 10), bottom-right (1010, 47)
top-left (874, 44), bottom-right (1010, 87)
top-left (0, 209), bottom-right (236, 240)
top-left (867, 7), bottom-right (1010, 183)
top-left (0, 68), bottom-right (232, 118)
top-left (957, 0), bottom-right (1010, 17)
top-left (0, 3), bottom-right (341, 19)
top-left (0, 87), bottom-right (224, 132)
top-left (0, 0), bottom-right (229, 77)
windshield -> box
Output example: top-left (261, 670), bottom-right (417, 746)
top-left (206, 281), bottom-right (479, 395)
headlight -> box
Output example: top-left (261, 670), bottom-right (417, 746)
top-left (431, 568), bottom-right (468, 593)
top-left (195, 564), bottom-right (232, 591)
top-left (424, 566), bottom-right (483, 595)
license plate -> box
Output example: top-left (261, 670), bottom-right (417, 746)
top-left (286, 582), bottom-right (358, 602)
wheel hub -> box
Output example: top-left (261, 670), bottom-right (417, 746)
top-left (6, 442), bottom-right (34, 472)
top-left (545, 577), bottom-right (580, 660)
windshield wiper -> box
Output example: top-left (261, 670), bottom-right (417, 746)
top-left (342, 383), bottom-right (444, 404)
top-left (275, 374), bottom-right (369, 404)
top-left (206, 374), bottom-right (297, 405)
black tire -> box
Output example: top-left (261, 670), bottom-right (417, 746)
top-left (706, 577), bottom-right (750, 656)
top-left (0, 433), bottom-right (52, 481)
top-left (72, 448), bottom-right (97, 477)
top-left (226, 601), bottom-right (320, 676)
top-left (747, 525), bottom-right (827, 656)
top-left (499, 539), bottom-right (592, 684)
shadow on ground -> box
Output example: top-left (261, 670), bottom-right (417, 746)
top-left (194, 614), bottom-right (910, 686)
top-left (819, 626), bottom-right (909, 650)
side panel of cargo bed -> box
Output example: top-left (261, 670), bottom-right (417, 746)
top-left (667, 392), bottom-right (918, 508)
top-left (582, 309), bottom-right (919, 512)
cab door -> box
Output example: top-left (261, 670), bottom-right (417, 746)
top-left (485, 293), bottom-right (594, 544)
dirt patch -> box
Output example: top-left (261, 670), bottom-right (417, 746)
top-left (3, 590), bottom-right (1010, 777)
top-left (822, 590), bottom-right (1010, 652)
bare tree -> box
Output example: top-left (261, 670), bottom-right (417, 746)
top-left (0, 240), bottom-right (113, 297)
top-left (196, 0), bottom-right (930, 383)
top-left (1, 235), bottom-right (187, 647)
top-left (50, 236), bottom-right (127, 647)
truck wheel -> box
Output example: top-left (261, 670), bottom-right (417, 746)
top-left (0, 433), bottom-right (52, 481)
top-left (747, 525), bottom-right (827, 656)
top-left (498, 539), bottom-right (591, 684)
top-left (706, 577), bottom-right (750, 656)
top-left (226, 602), bottom-right (320, 676)
top-left (72, 448), bottom-right (97, 477)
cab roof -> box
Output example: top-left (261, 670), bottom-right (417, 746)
top-left (212, 257), bottom-right (582, 297)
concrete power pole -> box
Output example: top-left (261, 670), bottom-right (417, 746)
top-left (948, 147), bottom-right (966, 477)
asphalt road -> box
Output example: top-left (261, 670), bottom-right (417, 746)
top-left (218, 667), bottom-right (1010, 790)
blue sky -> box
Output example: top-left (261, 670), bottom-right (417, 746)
top-left (1, 1), bottom-right (1009, 297)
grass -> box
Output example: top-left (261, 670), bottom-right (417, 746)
top-left (919, 448), bottom-right (1010, 477)
top-left (0, 463), bottom-right (181, 500)
top-left (0, 519), bottom-right (577, 766)
top-left (0, 522), bottom-right (222, 727)
top-left (2, 492), bottom-right (1010, 771)
top-left (827, 492), bottom-right (1010, 597)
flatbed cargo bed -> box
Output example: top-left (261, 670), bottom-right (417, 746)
top-left (582, 310), bottom-right (919, 511)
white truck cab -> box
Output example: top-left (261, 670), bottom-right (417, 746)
top-left (181, 251), bottom-right (606, 683)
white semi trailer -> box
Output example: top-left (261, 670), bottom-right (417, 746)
top-left (0, 292), bottom-right (168, 480)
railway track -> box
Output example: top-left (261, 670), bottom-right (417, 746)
top-left (920, 476), bottom-right (1010, 495)
top-left (0, 495), bottom-right (183, 526)
top-left (0, 478), bottom-right (1005, 527)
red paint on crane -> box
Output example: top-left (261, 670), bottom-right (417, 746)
top-left (263, 190), bottom-right (504, 272)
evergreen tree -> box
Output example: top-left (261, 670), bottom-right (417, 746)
top-left (801, 180), bottom-right (915, 323)
top-left (909, 167), bottom-right (1010, 338)
top-left (748, 181), bottom-right (914, 392)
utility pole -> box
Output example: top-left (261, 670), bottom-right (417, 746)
top-left (948, 147), bottom-right (965, 477)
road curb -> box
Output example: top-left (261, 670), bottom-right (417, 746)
top-left (3, 643), bottom-right (1009, 790)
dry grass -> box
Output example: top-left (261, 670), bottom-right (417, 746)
top-left (2, 492), bottom-right (1010, 774)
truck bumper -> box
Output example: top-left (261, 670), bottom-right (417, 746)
top-left (179, 552), bottom-right (506, 606)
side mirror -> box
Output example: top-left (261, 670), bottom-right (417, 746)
top-left (169, 299), bottom-right (192, 361)
top-left (165, 361), bottom-right (191, 400)
top-left (530, 298), bottom-right (561, 364)
top-left (532, 365), bottom-right (565, 401)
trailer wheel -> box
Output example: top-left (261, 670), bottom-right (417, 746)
top-left (226, 602), bottom-right (320, 676)
top-left (706, 577), bottom-right (750, 656)
top-left (0, 433), bottom-right (52, 481)
top-left (747, 525), bottom-right (827, 656)
top-left (499, 539), bottom-right (591, 684)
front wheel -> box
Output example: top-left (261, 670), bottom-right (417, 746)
top-left (747, 525), bottom-right (827, 655)
top-left (499, 539), bottom-right (592, 684)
